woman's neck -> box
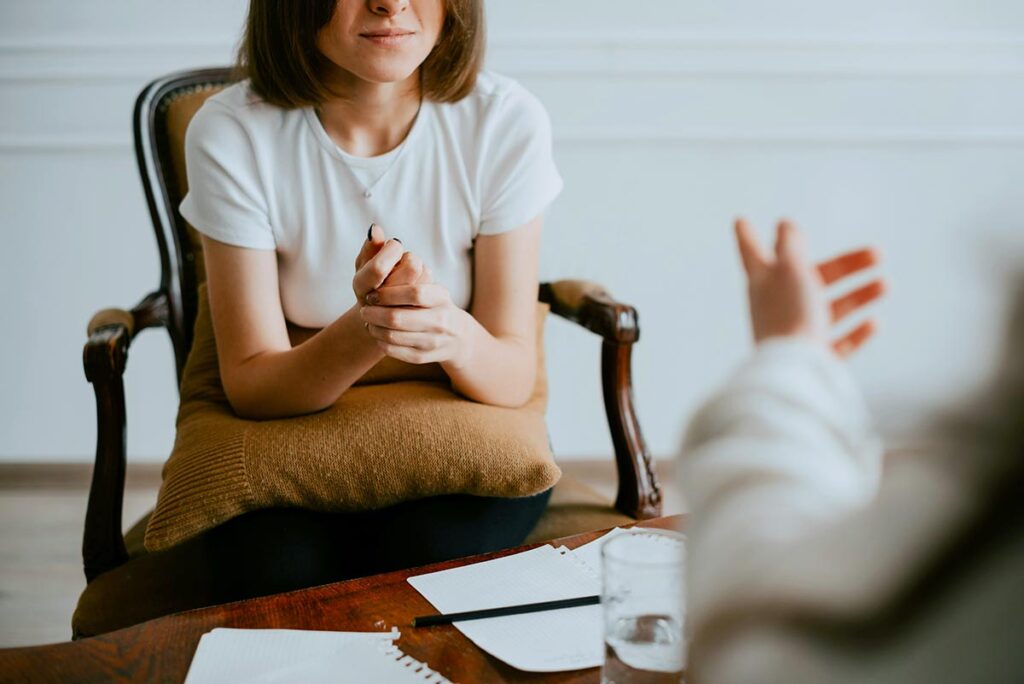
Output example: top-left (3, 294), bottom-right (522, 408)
top-left (316, 72), bottom-right (422, 158)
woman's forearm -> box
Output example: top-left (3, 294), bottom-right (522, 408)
top-left (441, 309), bottom-right (537, 408)
top-left (226, 305), bottom-right (385, 420)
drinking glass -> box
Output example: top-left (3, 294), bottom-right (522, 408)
top-left (600, 529), bottom-right (686, 684)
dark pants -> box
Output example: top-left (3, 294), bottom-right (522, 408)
top-left (203, 488), bottom-right (553, 602)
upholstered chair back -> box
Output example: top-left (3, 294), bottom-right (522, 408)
top-left (135, 69), bottom-right (234, 379)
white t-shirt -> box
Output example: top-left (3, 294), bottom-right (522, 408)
top-left (179, 71), bottom-right (563, 328)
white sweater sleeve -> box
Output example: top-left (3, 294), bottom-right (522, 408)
top-left (680, 338), bottom-right (883, 626)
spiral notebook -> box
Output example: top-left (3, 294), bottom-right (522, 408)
top-left (184, 628), bottom-right (451, 684)
top-left (407, 528), bottom-right (633, 673)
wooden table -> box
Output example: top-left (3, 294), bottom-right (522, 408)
top-left (0, 515), bottom-right (683, 683)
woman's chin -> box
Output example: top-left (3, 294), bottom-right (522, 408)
top-left (353, 61), bottom-right (422, 87)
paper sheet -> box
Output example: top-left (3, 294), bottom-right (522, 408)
top-left (408, 543), bottom-right (607, 672)
top-left (246, 641), bottom-right (451, 684)
top-left (185, 628), bottom-right (450, 684)
top-left (564, 526), bottom-right (633, 579)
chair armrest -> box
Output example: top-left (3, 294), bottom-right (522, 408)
top-left (84, 291), bottom-right (169, 377)
top-left (539, 280), bottom-right (662, 520)
top-left (539, 280), bottom-right (638, 344)
top-left (81, 291), bottom-right (168, 582)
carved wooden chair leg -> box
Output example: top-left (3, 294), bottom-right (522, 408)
top-left (540, 280), bottom-right (662, 520)
top-left (602, 339), bottom-right (661, 519)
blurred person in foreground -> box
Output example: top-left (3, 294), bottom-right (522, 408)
top-left (680, 219), bottom-right (1023, 683)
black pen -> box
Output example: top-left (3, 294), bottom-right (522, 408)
top-left (412, 595), bottom-right (600, 627)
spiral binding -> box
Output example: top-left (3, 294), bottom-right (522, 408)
top-left (376, 638), bottom-right (455, 683)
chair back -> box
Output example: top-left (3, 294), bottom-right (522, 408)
top-left (134, 67), bottom-right (235, 381)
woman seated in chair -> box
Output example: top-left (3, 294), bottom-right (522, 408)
top-left (179, 0), bottom-right (561, 596)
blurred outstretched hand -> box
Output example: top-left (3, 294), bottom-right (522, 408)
top-left (735, 218), bottom-right (885, 358)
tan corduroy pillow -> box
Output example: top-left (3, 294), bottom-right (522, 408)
top-left (144, 284), bottom-right (561, 551)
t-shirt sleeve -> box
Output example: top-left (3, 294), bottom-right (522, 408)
top-left (178, 101), bottom-right (276, 250)
top-left (477, 83), bottom-right (563, 236)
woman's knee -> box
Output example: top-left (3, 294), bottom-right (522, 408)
top-left (205, 507), bottom-right (354, 598)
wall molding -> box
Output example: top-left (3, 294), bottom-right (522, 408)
top-left (2, 31), bottom-right (1024, 82)
top-left (558, 127), bottom-right (1024, 145)
top-left (3, 31), bottom-right (1024, 151)
top-left (0, 134), bottom-right (129, 153)
top-left (4, 127), bottom-right (1024, 153)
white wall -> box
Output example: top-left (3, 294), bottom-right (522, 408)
top-left (1, 1), bottom-right (1023, 463)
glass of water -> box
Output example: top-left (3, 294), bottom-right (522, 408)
top-left (601, 528), bottom-right (686, 684)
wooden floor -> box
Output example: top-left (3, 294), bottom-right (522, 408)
top-left (0, 460), bottom-right (683, 648)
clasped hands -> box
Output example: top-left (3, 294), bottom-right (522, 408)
top-left (351, 224), bottom-right (468, 367)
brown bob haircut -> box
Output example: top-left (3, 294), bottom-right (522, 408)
top-left (237, 0), bottom-right (485, 108)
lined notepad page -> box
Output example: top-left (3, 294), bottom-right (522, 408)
top-left (185, 629), bottom-right (451, 684)
top-left (558, 527), bottom-right (632, 582)
top-left (408, 529), bottom-right (632, 673)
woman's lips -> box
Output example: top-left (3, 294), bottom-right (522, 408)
top-left (360, 31), bottom-right (415, 47)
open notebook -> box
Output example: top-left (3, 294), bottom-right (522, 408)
top-left (184, 628), bottom-right (451, 684)
top-left (408, 527), bottom-right (636, 672)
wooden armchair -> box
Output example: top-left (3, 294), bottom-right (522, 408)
top-left (75, 68), bottom-right (661, 637)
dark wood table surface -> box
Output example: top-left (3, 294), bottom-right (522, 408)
top-left (0, 515), bottom-right (684, 683)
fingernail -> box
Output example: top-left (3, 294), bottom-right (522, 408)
top-left (366, 292), bottom-right (380, 305)
top-left (367, 223), bottom-right (375, 241)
